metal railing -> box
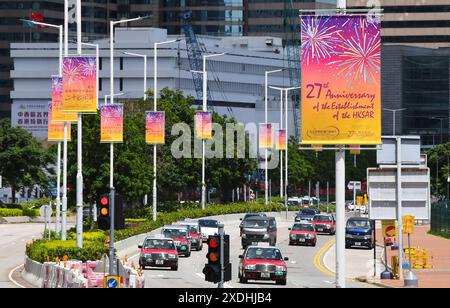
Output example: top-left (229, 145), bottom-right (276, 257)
top-left (431, 201), bottom-right (450, 237)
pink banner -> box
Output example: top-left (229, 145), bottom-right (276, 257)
top-left (259, 124), bottom-right (272, 149)
top-left (195, 111), bottom-right (212, 140)
top-left (146, 112), bottom-right (165, 145)
top-left (51, 76), bottom-right (77, 123)
top-left (101, 104), bottom-right (123, 143)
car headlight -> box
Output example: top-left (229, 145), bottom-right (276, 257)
top-left (263, 234), bottom-right (269, 239)
top-left (245, 264), bottom-right (256, 270)
top-left (275, 266), bottom-right (286, 272)
top-left (364, 235), bottom-right (371, 240)
top-left (290, 234), bottom-right (297, 240)
top-left (144, 254), bottom-right (151, 259)
top-left (346, 234), bottom-right (353, 239)
top-left (168, 254), bottom-right (177, 259)
top-left (306, 234), bottom-right (315, 239)
top-left (241, 234), bottom-right (246, 238)
top-left (325, 225), bottom-right (331, 229)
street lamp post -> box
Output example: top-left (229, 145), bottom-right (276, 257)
top-left (149, 39), bottom-right (180, 220)
top-left (195, 53), bottom-right (226, 210)
top-left (383, 108), bottom-right (407, 136)
top-left (22, 19), bottom-right (63, 235)
top-left (264, 69), bottom-right (284, 205)
top-left (109, 16), bottom-right (146, 274)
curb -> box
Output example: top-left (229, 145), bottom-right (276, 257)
top-left (355, 276), bottom-right (397, 288)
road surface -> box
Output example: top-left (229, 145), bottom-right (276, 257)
top-left (130, 216), bottom-right (371, 288)
top-left (0, 223), bottom-right (45, 288)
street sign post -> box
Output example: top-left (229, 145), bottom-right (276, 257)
top-left (402, 215), bottom-right (418, 287)
top-left (103, 276), bottom-right (121, 288)
top-left (40, 204), bottom-right (53, 240)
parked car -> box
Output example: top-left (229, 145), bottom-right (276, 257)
top-left (175, 220), bottom-right (203, 251)
top-left (312, 214), bottom-right (336, 235)
top-left (345, 217), bottom-right (375, 249)
top-left (295, 208), bottom-right (317, 222)
top-left (289, 221), bottom-right (317, 246)
top-left (138, 236), bottom-right (178, 270)
top-left (161, 225), bottom-right (192, 257)
top-left (241, 216), bottom-right (277, 249)
top-left (198, 219), bottom-right (219, 241)
top-left (238, 245), bottom-right (288, 285)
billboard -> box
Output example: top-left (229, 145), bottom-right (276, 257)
top-left (195, 111), bottom-right (212, 140)
top-left (11, 101), bottom-right (48, 140)
top-left (146, 111), bottom-right (165, 145)
top-left (100, 104), bottom-right (123, 143)
top-left (51, 76), bottom-right (77, 123)
top-left (62, 56), bottom-right (97, 113)
top-left (301, 15), bottom-right (381, 145)
top-left (259, 124), bottom-right (273, 149)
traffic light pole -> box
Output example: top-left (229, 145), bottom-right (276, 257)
top-left (109, 186), bottom-right (115, 276)
top-left (218, 224), bottom-right (224, 289)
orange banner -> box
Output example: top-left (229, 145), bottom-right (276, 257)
top-left (47, 102), bottom-right (71, 142)
top-left (51, 76), bottom-right (77, 123)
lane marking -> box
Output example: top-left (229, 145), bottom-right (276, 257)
top-left (313, 239), bottom-right (336, 277)
top-left (8, 264), bottom-right (26, 289)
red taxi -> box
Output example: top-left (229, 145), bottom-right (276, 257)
top-left (161, 225), bottom-right (192, 257)
top-left (289, 221), bottom-right (317, 246)
top-left (138, 236), bottom-right (178, 270)
top-left (312, 214), bottom-right (336, 235)
top-left (175, 221), bottom-right (203, 251)
top-left (238, 245), bottom-right (288, 285)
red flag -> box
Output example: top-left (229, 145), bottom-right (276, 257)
top-left (31, 12), bottom-right (46, 30)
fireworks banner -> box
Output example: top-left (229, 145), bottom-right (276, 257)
top-left (62, 56), bottom-right (97, 113)
top-left (301, 15), bottom-right (381, 145)
top-left (48, 101), bottom-right (71, 142)
top-left (259, 124), bottom-right (273, 149)
top-left (275, 129), bottom-right (287, 151)
top-left (100, 104), bottom-right (123, 143)
top-left (146, 111), bottom-right (165, 145)
top-left (51, 76), bottom-right (77, 123)
top-left (195, 111), bottom-right (213, 140)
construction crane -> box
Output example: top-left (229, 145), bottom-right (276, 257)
top-left (283, 0), bottom-right (302, 139)
top-left (179, 12), bottom-right (211, 102)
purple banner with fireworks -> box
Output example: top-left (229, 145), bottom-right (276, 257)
top-left (301, 15), bottom-right (381, 145)
top-left (195, 111), bottom-right (213, 140)
top-left (51, 76), bottom-right (77, 123)
top-left (101, 104), bottom-right (123, 143)
top-left (276, 129), bottom-right (287, 151)
top-left (62, 56), bottom-right (97, 113)
top-left (146, 111), bottom-right (165, 145)
top-left (259, 124), bottom-right (272, 149)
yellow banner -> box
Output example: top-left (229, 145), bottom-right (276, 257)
top-left (47, 102), bottom-right (71, 142)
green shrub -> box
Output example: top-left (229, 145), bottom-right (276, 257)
top-left (26, 239), bottom-right (110, 263)
top-left (19, 198), bottom-right (50, 210)
top-left (22, 208), bottom-right (39, 217)
top-left (0, 208), bottom-right (23, 217)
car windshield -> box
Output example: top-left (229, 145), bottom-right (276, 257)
top-left (144, 239), bottom-right (175, 250)
top-left (162, 229), bottom-right (187, 238)
top-left (314, 215), bottom-right (333, 222)
top-left (199, 220), bottom-right (218, 228)
top-left (347, 220), bottom-right (371, 229)
top-left (186, 225), bottom-right (199, 233)
top-left (292, 224), bottom-right (315, 232)
top-left (243, 219), bottom-right (269, 228)
top-left (246, 248), bottom-right (283, 260)
top-left (300, 209), bottom-right (316, 215)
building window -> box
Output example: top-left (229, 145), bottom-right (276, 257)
top-left (99, 78), bottom-right (102, 91)
top-left (120, 57), bottom-right (123, 70)
top-left (119, 78), bottom-right (123, 91)
top-left (99, 58), bottom-right (102, 70)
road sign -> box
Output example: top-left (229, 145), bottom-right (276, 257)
top-left (104, 276), bottom-right (121, 289)
top-left (39, 204), bottom-right (53, 219)
top-left (367, 167), bottom-right (430, 220)
top-left (402, 215), bottom-right (415, 234)
top-left (347, 181), bottom-right (361, 191)
top-left (382, 220), bottom-right (397, 238)
top-left (377, 136), bottom-right (421, 166)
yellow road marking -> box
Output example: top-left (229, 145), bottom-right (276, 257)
top-left (313, 239), bottom-right (335, 277)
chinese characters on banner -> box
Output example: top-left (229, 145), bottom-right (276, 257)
top-left (62, 57), bottom-right (97, 113)
top-left (146, 112), bottom-right (165, 145)
top-left (301, 15), bottom-right (381, 145)
top-left (195, 111), bottom-right (213, 140)
top-left (275, 129), bottom-right (287, 151)
top-left (259, 124), bottom-right (273, 149)
top-left (100, 104), bottom-right (123, 143)
top-left (51, 76), bottom-right (78, 123)
top-left (48, 102), bottom-right (71, 142)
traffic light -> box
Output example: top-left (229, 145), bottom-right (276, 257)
top-left (97, 193), bottom-right (125, 231)
top-left (97, 194), bottom-right (110, 231)
top-left (202, 235), bottom-right (232, 283)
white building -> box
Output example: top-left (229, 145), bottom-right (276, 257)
top-left (10, 27), bottom-right (298, 141)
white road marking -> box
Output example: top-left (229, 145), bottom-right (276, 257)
top-left (8, 264), bottom-right (26, 289)
top-left (324, 280), bottom-right (334, 284)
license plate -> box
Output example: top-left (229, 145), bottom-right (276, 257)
top-left (261, 272), bottom-right (270, 278)
top-left (355, 242), bottom-right (361, 246)
top-left (299, 239), bottom-right (306, 242)
top-left (156, 260), bottom-right (164, 265)
top-left (318, 228), bottom-right (324, 232)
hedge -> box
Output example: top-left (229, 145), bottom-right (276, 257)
top-left (0, 208), bottom-right (23, 217)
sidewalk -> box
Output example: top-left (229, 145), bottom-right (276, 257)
top-left (372, 225), bottom-right (450, 288)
